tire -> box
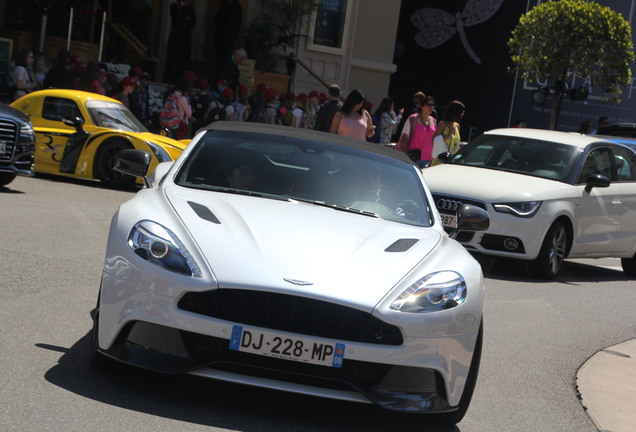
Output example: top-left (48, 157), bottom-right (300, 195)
top-left (89, 291), bottom-right (113, 370)
top-left (529, 220), bottom-right (568, 279)
top-left (94, 139), bottom-right (135, 188)
top-left (621, 253), bottom-right (636, 277)
top-left (0, 172), bottom-right (17, 187)
top-left (431, 319), bottom-right (483, 426)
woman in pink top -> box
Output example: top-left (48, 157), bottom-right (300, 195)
top-left (397, 95), bottom-right (437, 168)
top-left (329, 88), bottom-right (375, 141)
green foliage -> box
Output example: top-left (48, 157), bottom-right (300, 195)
top-left (244, 0), bottom-right (317, 73)
top-left (508, 0), bottom-right (634, 104)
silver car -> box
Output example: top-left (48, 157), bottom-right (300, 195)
top-left (90, 122), bottom-right (488, 425)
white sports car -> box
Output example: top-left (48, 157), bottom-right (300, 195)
top-left (91, 122), bottom-right (489, 424)
top-left (422, 128), bottom-right (636, 279)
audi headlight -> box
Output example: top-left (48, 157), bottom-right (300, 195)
top-left (390, 271), bottom-right (467, 313)
top-left (146, 141), bottom-right (172, 162)
top-left (128, 220), bottom-right (202, 277)
top-left (18, 122), bottom-right (35, 146)
top-left (492, 201), bottom-right (542, 218)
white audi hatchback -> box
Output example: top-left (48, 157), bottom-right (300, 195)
top-left (422, 128), bottom-right (636, 279)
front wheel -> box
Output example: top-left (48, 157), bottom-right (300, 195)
top-left (430, 319), bottom-right (483, 425)
top-left (0, 172), bottom-right (17, 187)
top-left (621, 253), bottom-right (636, 277)
top-left (89, 290), bottom-right (114, 370)
top-left (94, 139), bottom-right (135, 188)
top-left (529, 220), bottom-right (568, 279)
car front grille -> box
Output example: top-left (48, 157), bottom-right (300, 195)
top-left (431, 193), bottom-right (488, 212)
top-left (178, 289), bottom-right (404, 346)
top-left (431, 194), bottom-right (487, 240)
top-left (0, 119), bottom-right (17, 161)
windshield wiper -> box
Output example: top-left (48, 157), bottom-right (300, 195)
top-left (201, 185), bottom-right (292, 201)
top-left (289, 197), bottom-right (379, 218)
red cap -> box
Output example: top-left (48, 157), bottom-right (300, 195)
top-left (308, 90), bottom-right (319, 99)
top-left (217, 78), bottom-right (228, 86)
top-left (131, 66), bottom-right (143, 77)
top-left (286, 91), bottom-right (296, 100)
top-left (182, 70), bottom-right (197, 81)
top-left (198, 78), bottom-right (209, 89)
top-left (121, 76), bottom-right (136, 86)
top-left (319, 92), bottom-right (327, 103)
top-left (264, 88), bottom-right (277, 100)
top-left (74, 64), bottom-right (86, 76)
top-left (256, 82), bottom-right (268, 92)
top-left (222, 87), bottom-right (234, 98)
top-left (238, 85), bottom-right (249, 95)
top-left (69, 55), bottom-right (81, 65)
top-left (363, 100), bottom-right (374, 111)
top-left (297, 92), bottom-right (308, 102)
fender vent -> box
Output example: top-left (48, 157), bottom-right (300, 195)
top-left (188, 201), bottom-right (221, 224)
top-left (385, 238), bottom-right (419, 252)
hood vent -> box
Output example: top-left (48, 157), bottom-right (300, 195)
top-left (188, 201), bottom-right (221, 224)
top-left (385, 238), bottom-right (419, 252)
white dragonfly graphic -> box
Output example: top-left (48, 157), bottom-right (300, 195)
top-left (411, 0), bottom-right (504, 64)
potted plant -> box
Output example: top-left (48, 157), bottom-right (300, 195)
top-left (244, 0), bottom-right (316, 90)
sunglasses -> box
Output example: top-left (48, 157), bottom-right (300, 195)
top-left (425, 102), bottom-right (435, 107)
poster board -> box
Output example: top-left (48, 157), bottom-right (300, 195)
top-left (238, 58), bottom-right (255, 90)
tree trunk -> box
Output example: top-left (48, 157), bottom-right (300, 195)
top-left (549, 91), bottom-right (563, 130)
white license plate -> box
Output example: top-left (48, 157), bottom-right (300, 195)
top-left (440, 213), bottom-right (457, 228)
top-left (229, 325), bottom-right (345, 368)
top-left (0, 142), bottom-right (6, 155)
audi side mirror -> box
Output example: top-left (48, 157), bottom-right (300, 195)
top-left (584, 173), bottom-right (610, 193)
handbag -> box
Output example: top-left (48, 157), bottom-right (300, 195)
top-left (407, 149), bottom-right (421, 161)
top-left (432, 134), bottom-right (448, 159)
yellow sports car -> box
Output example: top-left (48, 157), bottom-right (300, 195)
top-left (10, 89), bottom-right (188, 188)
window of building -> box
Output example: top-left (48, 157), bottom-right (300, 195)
top-left (307, 0), bottom-right (351, 54)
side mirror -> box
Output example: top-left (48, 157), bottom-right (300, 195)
top-left (437, 152), bottom-right (453, 163)
top-left (114, 149), bottom-right (152, 187)
top-left (584, 173), bottom-right (610, 193)
top-left (449, 204), bottom-right (489, 239)
top-left (62, 116), bottom-right (85, 133)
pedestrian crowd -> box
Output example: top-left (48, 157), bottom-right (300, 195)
top-left (9, 44), bottom-right (466, 164)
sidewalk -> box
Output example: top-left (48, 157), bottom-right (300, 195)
top-left (577, 339), bottom-right (636, 432)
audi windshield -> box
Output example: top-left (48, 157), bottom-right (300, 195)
top-left (447, 134), bottom-right (580, 181)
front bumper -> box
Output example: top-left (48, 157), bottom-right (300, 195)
top-left (98, 272), bottom-right (481, 413)
top-left (101, 319), bottom-right (458, 413)
top-left (433, 195), bottom-right (544, 260)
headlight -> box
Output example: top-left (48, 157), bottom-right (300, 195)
top-left (390, 271), bottom-right (467, 313)
top-left (492, 201), bottom-right (542, 218)
top-left (146, 141), bottom-right (172, 162)
top-left (128, 220), bottom-right (202, 277)
top-left (18, 122), bottom-right (35, 143)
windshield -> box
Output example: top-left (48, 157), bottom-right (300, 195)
top-left (448, 134), bottom-right (581, 181)
top-left (86, 100), bottom-right (147, 132)
top-left (175, 130), bottom-right (433, 227)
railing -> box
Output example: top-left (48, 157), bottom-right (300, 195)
top-left (282, 54), bottom-right (332, 93)
top-left (108, 22), bottom-right (158, 62)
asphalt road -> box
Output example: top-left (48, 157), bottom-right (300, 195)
top-left (1, 174), bottom-right (635, 432)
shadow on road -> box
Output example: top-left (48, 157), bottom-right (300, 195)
top-left (474, 254), bottom-right (629, 284)
top-left (39, 324), bottom-right (462, 432)
top-left (31, 172), bottom-right (141, 192)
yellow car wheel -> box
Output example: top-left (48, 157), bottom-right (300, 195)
top-left (94, 139), bottom-right (135, 188)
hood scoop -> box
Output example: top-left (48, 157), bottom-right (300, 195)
top-left (188, 201), bottom-right (221, 224)
top-left (385, 238), bottom-right (419, 253)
